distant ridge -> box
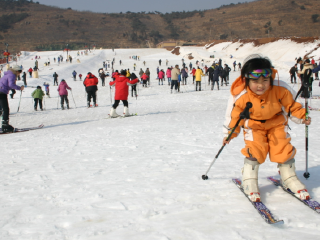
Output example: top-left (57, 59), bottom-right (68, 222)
top-left (0, 0), bottom-right (320, 53)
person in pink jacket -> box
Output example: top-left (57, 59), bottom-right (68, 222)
top-left (158, 69), bottom-right (165, 85)
top-left (57, 79), bottom-right (72, 110)
top-left (166, 67), bottom-right (172, 86)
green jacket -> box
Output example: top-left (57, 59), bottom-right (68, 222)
top-left (32, 89), bottom-right (45, 99)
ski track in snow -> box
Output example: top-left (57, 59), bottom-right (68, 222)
top-left (1, 43), bottom-right (320, 239)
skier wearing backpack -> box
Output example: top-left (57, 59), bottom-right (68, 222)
top-left (109, 69), bottom-right (139, 117)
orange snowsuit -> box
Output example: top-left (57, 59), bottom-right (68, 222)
top-left (224, 75), bottom-right (306, 164)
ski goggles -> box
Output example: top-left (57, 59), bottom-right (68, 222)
top-left (245, 69), bottom-right (272, 79)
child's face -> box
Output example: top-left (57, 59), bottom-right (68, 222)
top-left (248, 76), bottom-right (271, 95)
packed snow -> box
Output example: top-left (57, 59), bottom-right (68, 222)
top-left (1, 39), bottom-right (320, 240)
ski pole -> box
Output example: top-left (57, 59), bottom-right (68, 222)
top-left (96, 91), bottom-right (98, 107)
top-left (71, 90), bottom-right (77, 108)
top-left (17, 90), bottom-right (22, 112)
top-left (109, 86), bottom-right (113, 105)
top-left (302, 69), bottom-right (313, 179)
top-left (57, 96), bottom-right (59, 109)
top-left (202, 102), bottom-right (253, 180)
top-left (303, 97), bottom-right (310, 179)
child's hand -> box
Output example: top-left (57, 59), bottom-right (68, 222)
top-left (223, 137), bottom-right (230, 146)
top-left (303, 117), bottom-right (311, 125)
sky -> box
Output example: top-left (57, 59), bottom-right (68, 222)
top-left (36, 0), bottom-right (257, 14)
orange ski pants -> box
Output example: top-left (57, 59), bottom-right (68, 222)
top-left (241, 114), bottom-right (296, 164)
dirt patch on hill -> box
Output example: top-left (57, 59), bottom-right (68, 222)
top-left (187, 53), bottom-right (194, 60)
top-left (171, 47), bottom-right (180, 55)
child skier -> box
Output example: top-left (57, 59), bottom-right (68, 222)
top-left (141, 72), bottom-right (148, 87)
top-left (109, 69), bottom-right (139, 117)
top-left (223, 54), bottom-right (311, 202)
top-left (43, 82), bottom-right (50, 97)
top-left (31, 86), bottom-right (45, 111)
top-left (57, 79), bottom-right (72, 110)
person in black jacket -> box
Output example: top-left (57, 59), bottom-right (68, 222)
top-left (289, 64), bottom-right (297, 83)
top-left (130, 73), bottom-right (138, 97)
top-left (22, 72), bottom-right (27, 86)
top-left (221, 64), bottom-right (229, 86)
top-left (53, 72), bottom-right (58, 86)
top-left (212, 63), bottom-right (221, 90)
top-left (225, 64), bottom-right (231, 83)
top-left (206, 64), bottom-right (215, 85)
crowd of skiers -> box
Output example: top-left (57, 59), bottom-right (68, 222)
top-left (137, 60), bottom-right (233, 93)
top-left (289, 57), bottom-right (320, 84)
top-left (2, 51), bottom-right (320, 133)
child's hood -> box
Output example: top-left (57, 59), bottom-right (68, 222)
top-left (230, 76), bottom-right (245, 96)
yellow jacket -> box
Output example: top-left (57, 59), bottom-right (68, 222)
top-left (195, 69), bottom-right (205, 81)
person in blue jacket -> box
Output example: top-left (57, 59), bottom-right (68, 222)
top-left (0, 65), bottom-right (24, 132)
top-left (72, 70), bottom-right (77, 81)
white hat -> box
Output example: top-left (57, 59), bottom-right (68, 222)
top-left (11, 65), bottom-right (22, 71)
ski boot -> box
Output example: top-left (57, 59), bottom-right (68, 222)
top-left (278, 158), bottom-right (310, 200)
top-left (2, 120), bottom-right (14, 133)
top-left (93, 102), bottom-right (97, 107)
top-left (67, 104), bottom-right (70, 109)
top-left (242, 158), bottom-right (261, 202)
top-left (61, 105), bottom-right (65, 110)
top-left (109, 108), bottom-right (120, 118)
top-left (123, 106), bottom-right (130, 117)
top-left (87, 101), bottom-right (90, 108)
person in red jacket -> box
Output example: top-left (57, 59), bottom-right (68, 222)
top-left (191, 67), bottom-right (196, 84)
top-left (109, 69), bottom-right (139, 117)
top-left (141, 72), bottom-right (148, 87)
top-left (83, 72), bottom-right (98, 107)
top-left (112, 70), bottom-right (119, 81)
top-left (28, 67), bottom-right (33, 77)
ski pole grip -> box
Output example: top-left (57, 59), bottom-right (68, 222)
top-left (240, 102), bottom-right (252, 119)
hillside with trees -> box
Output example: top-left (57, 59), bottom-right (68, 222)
top-left (0, 0), bottom-right (320, 53)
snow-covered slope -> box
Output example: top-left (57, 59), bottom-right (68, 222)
top-left (1, 41), bottom-right (320, 240)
